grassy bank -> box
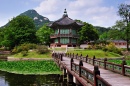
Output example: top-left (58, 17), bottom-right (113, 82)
top-left (10, 50), bottom-right (51, 58)
top-left (68, 50), bottom-right (121, 58)
top-left (0, 60), bottom-right (62, 75)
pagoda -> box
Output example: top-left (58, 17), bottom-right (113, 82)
top-left (49, 9), bottom-right (83, 47)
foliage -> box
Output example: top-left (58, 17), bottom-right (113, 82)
top-left (37, 45), bottom-right (49, 54)
top-left (108, 60), bottom-right (130, 65)
top-left (21, 51), bottom-right (28, 56)
top-left (0, 60), bottom-right (61, 74)
top-left (36, 24), bottom-right (53, 45)
top-left (2, 15), bottom-right (37, 49)
top-left (12, 43), bottom-right (37, 54)
top-left (118, 4), bottom-right (130, 50)
top-left (102, 43), bottom-right (122, 55)
top-left (78, 22), bottom-right (99, 44)
top-left (94, 26), bottom-right (110, 35)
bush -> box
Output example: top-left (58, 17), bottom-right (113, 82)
top-left (21, 51), bottom-right (28, 56)
top-left (37, 45), bottom-right (49, 54)
top-left (12, 43), bottom-right (37, 54)
top-left (102, 43), bottom-right (122, 55)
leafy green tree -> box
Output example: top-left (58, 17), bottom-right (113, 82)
top-left (36, 24), bottom-right (53, 45)
top-left (78, 22), bottom-right (99, 44)
top-left (112, 20), bottom-right (125, 30)
top-left (2, 15), bottom-right (37, 49)
top-left (0, 28), bottom-right (4, 46)
top-left (118, 4), bottom-right (130, 50)
top-left (99, 32), bottom-right (108, 40)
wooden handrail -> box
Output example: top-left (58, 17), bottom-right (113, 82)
top-left (96, 75), bottom-right (112, 86)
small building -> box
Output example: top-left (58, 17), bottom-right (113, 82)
top-left (49, 9), bottom-right (83, 48)
top-left (111, 40), bottom-right (127, 48)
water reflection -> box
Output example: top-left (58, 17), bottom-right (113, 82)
top-left (0, 71), bottom-right (75, 86)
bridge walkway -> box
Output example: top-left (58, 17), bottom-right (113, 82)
top-left (61, 56), bottom-right (130, 86)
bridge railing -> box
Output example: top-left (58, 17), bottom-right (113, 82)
top-left (71, 58), bottom-right (111, 86)
top-left (65, 53), bottom-right (130, 77)
top-left (52, 53), bottom-right (112, 86)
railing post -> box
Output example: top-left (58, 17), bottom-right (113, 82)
top-left (86, 55), bottom-right (88, 63)
top-left (104, 58), bottom-right (107, 69)
top-left (93, 56), bottom-right (96, 65)
top-left (60, 54), bottom-right (63, 61)
top-left (122, 59), bottom-right (127, 76)
top-left (94, 65), bottom-right (100, 86)
top-left (76, 53), bottom-right (78, 59)
top-left (67, 53), bottom-right (69, 57)
top-left (80, 54), bottom-right (82, 60)
top-left (72, 53), bottom-right (74, 58)
top-left (79, 60), bottom-right (83, 77)
top-left (69, 53), bottom-right (71, 58)
top-left (71, 58), bottom-right (74, 71)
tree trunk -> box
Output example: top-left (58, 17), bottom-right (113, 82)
top-left (126, 39), bottom-right (129, 51)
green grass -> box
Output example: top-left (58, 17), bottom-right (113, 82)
top-left (0, 60), bottom-right (62, 75)
top-left (10, 50), bottom-right (51, 58)
top-left (108, 60), bottom-right (130, 66)
top-left (68, 50), bottom-right (121, 58)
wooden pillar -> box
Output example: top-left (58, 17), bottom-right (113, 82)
top-left (72, 53), bottom-right (74, 58)
top-left (60, 54), bottom-right (63, 61)
top-left (79, 60), bottom-right (83, 77)
top-left (104, 58), bottom-right (107, 69)
top-left (67, 72), bottom-right (73, 83)
top-left (63, 68), bottom-right (67, 80)
top-left (76, 53), bottom-right (78, 59)
top-left (122, 59), bottom-right (127, 76)
top-left (86, 55), bottom-right (88, 63)
top-left (80, 54), bottom-right (82, 60)
top-left (71, 58), bottom-right (74, 71)
top-left (93, 56), bottom-right (96, 66)
top-left (63, 68), bottom-right (67, 76)
top-left (94, 65), bottom-right (100, 86)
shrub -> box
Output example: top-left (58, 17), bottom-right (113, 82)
top-left (21, 51), bottom-right (28, 56)
top-left (37, 45), bottom-right (49, 54)
top-left (12, 43), bottom-right (37, 54)
top-left (102, 43), bottom-right (122, 55)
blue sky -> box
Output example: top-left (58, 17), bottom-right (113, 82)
top-left (0, 0), bottom-right (129, 27)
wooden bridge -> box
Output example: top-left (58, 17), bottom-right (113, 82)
top-left (52, 53), bottom-right (130, 86)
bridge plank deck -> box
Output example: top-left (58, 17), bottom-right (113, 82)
top-left (62, 56), bottom-right (130, 86)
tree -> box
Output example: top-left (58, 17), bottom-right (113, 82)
top-left (36, 24), bottom-right (53, 45)
top-left (78, 22), bottom-right (99, 44)
top-left (112, 20), bottom-right (125, 30)
top-left (2, 15), bottom-right (37, 49)
top-left (118, 4), bottom-right (130, 50)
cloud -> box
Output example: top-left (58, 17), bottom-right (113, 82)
top-left (34, 0), bottom-right (120, 27)
top-left (125, 0), bottom-right (130, 4)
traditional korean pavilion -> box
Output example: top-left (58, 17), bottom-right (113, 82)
top-left (49, 9), bottom-right (83, 47)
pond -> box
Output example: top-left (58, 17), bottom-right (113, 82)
top-left (0, 71), bottom-right (76, 86)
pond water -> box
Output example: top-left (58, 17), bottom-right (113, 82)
top-left (0, 71), bottom-right (76, 86)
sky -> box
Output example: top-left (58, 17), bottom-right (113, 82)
top-left (0, 0), bottom-right (130, 27)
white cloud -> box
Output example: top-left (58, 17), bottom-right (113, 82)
top-left (34, 0), bottom-right (120, 27)
top-left (125, 0), bottom-right (130, 4)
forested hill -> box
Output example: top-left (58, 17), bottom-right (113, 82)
top-left (20, 9), bottom-right (50, 29)
top-left (94, 26), bottom-right (110, 35)
top-left (1, 9), bottom-right (50, 29)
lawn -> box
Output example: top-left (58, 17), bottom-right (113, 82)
top-left (67, 49), bottom-right (121, 58)
top-left (10, 50), bottom-right (51, 58)
top-left (10, 49), bottom-right (121, 59)
top-left (0, 60), bottom-right (62, 75)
